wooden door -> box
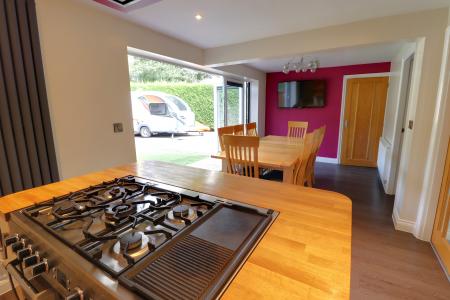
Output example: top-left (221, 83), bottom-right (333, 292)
top-left (431, 138), bottom-right (450, 274)
top-left (341, 77), bottom-right (389, 167)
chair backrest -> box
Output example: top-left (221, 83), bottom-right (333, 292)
top-left (223, 135), bottom-right (260, 178)
top-left (311, 125), bottom-right (326, 159)
top-left (288, 121), bottom-right (308, 138)
top-left (245, 122), bottom-right (258, 136)
top-left (293, 133), bottom-right (314, 185)
top-left (217, 126), bottom-right (235, 151)
top-left (233, 124), bottom-right (244, 135)
top-left (315, 125), bottom-right (326, 154)
top-left (303, 129), bottom-right (320, 183)
top-left (304, 126), bottom-right (326, 185)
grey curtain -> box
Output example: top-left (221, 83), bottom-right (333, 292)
top-left (0, 0), bottom-right (59, 196)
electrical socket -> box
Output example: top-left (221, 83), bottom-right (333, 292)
top-left (113, 123), bottom-right (123, 133)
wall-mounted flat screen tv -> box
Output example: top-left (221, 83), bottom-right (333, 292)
top-left (278, 80), bottom-right (326, 108)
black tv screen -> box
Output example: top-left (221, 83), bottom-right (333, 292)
top-left (278, 80), bottom-right (326, 108)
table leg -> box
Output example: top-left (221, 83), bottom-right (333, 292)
top-left (283, 165), bottom-right (294, 184)
top-left (221, 160), bottom-right (227, 172)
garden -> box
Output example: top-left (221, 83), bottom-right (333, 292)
top-left (128, 55), bottom-right (223, 169)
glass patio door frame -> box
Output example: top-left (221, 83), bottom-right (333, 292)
top-left (221, 77), bottom-right (248, 127)
top-left (213, 77), bottom-right (250, 151)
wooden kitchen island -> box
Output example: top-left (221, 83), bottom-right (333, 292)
top-left (0, 161), bottom-right (352, 299)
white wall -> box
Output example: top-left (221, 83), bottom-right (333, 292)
top-left (35, 0), bottom-right (267, 179)
top-left (378, 43), bottom-right (416, 195)
top-left (35, 0), bottom-right (204, 179)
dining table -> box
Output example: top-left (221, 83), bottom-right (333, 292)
top-left (211, 135), bottom-right (304, 183)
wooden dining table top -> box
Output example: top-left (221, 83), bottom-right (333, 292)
top-left (211, 135), bottom-right (304, 169)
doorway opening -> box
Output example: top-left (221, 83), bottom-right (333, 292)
top-left (393, 54), bottom-right (414, 188)
top-left (128, 55), bottom-right (250, 170)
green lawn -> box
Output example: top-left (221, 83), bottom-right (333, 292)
top-left (134, 133), bottom-right (217, 166)
top-left (138, 152), bottom-right (208, 165)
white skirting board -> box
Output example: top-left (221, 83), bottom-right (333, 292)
top-left (392, 207), bottom-right (415, 233)
top-left (316, 156), bottom-right (339, 164)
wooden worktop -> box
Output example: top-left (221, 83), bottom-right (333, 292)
top-left (0, 161), bottom-right (352, 299)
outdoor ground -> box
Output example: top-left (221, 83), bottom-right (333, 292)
top-left (134, 131), bottom-right (222, 171)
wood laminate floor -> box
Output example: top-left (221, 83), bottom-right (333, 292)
top-left (312, 163), bottom-right (450, 299)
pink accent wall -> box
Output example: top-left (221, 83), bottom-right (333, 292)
top-left (265, 62), bottom-right (391, 158)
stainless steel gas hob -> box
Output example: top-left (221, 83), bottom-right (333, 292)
top-left (0, 176), bottom-right (277, 299)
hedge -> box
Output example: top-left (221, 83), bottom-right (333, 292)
top-left (130, 82), bottom-right (241, 129)
top-left (131, 82), bottom-right (214, 129)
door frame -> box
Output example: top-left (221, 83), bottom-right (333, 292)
top-left (337, 72), bottom-right (392, 164)
top-left (431, 138), bottom-right (450, 279)
top-left (415, 26), bottom-right (450, 240)
top-left (220, 77), bottom-right (249, 127)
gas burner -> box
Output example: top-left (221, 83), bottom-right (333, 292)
top-left (103, 186), bottom-right (126, 200)
top-left (167, 205), bottom-right (196, 225)
top-left (104, 203), bottom-right (137, 223)
top-left (119, 231), bottom-right (143, 251)
top-left (52, 197), bottom-right (103, 220)
top-left (111, 232), bottom-right (150, 261)
top-left (173, 205), bottom-right (189, 218)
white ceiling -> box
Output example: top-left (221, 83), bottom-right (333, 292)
top-left (246, 42), bottom-right (405, 72)
top-left (82, 0), bottom-right (450, 48)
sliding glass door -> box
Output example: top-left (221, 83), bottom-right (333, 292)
top-left (226, 81), bottom-right (244, 126)
top-left (216, 79), bottom-right (249, 128)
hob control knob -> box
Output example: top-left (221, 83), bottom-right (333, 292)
top-left (31, 258), bottom-right (48, 276)
top-left (11, 240), bottom-right (25, 252)
top-left (65, 287), bottom-right (84, 300)
top-left (4, 234), bottom-right (19, 246)
top-left (17, 247), bottom-right (32, 261)
top-left (23, 254), bottom-right (39, 268)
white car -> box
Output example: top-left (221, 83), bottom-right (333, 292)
top-left (131, 91), bottom-right (196, 137)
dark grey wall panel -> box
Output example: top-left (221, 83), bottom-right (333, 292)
top-left (0, 0), bottom-right (59, 197)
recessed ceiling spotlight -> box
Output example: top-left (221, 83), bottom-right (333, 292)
top-left (195, 14), bottom-right (203, 20)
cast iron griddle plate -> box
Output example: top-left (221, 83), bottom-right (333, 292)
top-left (120, 205), bottom-right (271, 300)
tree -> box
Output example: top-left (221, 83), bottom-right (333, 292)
top-left (128, 55), bottom-right (211, 83)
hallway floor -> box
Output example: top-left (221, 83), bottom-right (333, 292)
top-left (313, 163), bottom-right (450, 299)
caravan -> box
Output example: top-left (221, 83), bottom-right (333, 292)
top-left (131, 91), bottom-right (196, 137)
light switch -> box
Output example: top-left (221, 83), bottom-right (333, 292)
top-left (113, 123), bottom-right (123, 133)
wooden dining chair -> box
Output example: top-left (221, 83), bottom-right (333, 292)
top-left (245, 122), bottom-right (258, 136)
top-left (292, 132), bottom-right (314, 186)
top-left (305, 126), bottom-right (326, 186)
top-left (287, 121), bottom-right (308, 138)
top-left (217, 126), bottom-right (235, 151)
top-left (233, 124), bottom-right (245, 135)
top-left (223, 135), bottom-right (260, 178)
